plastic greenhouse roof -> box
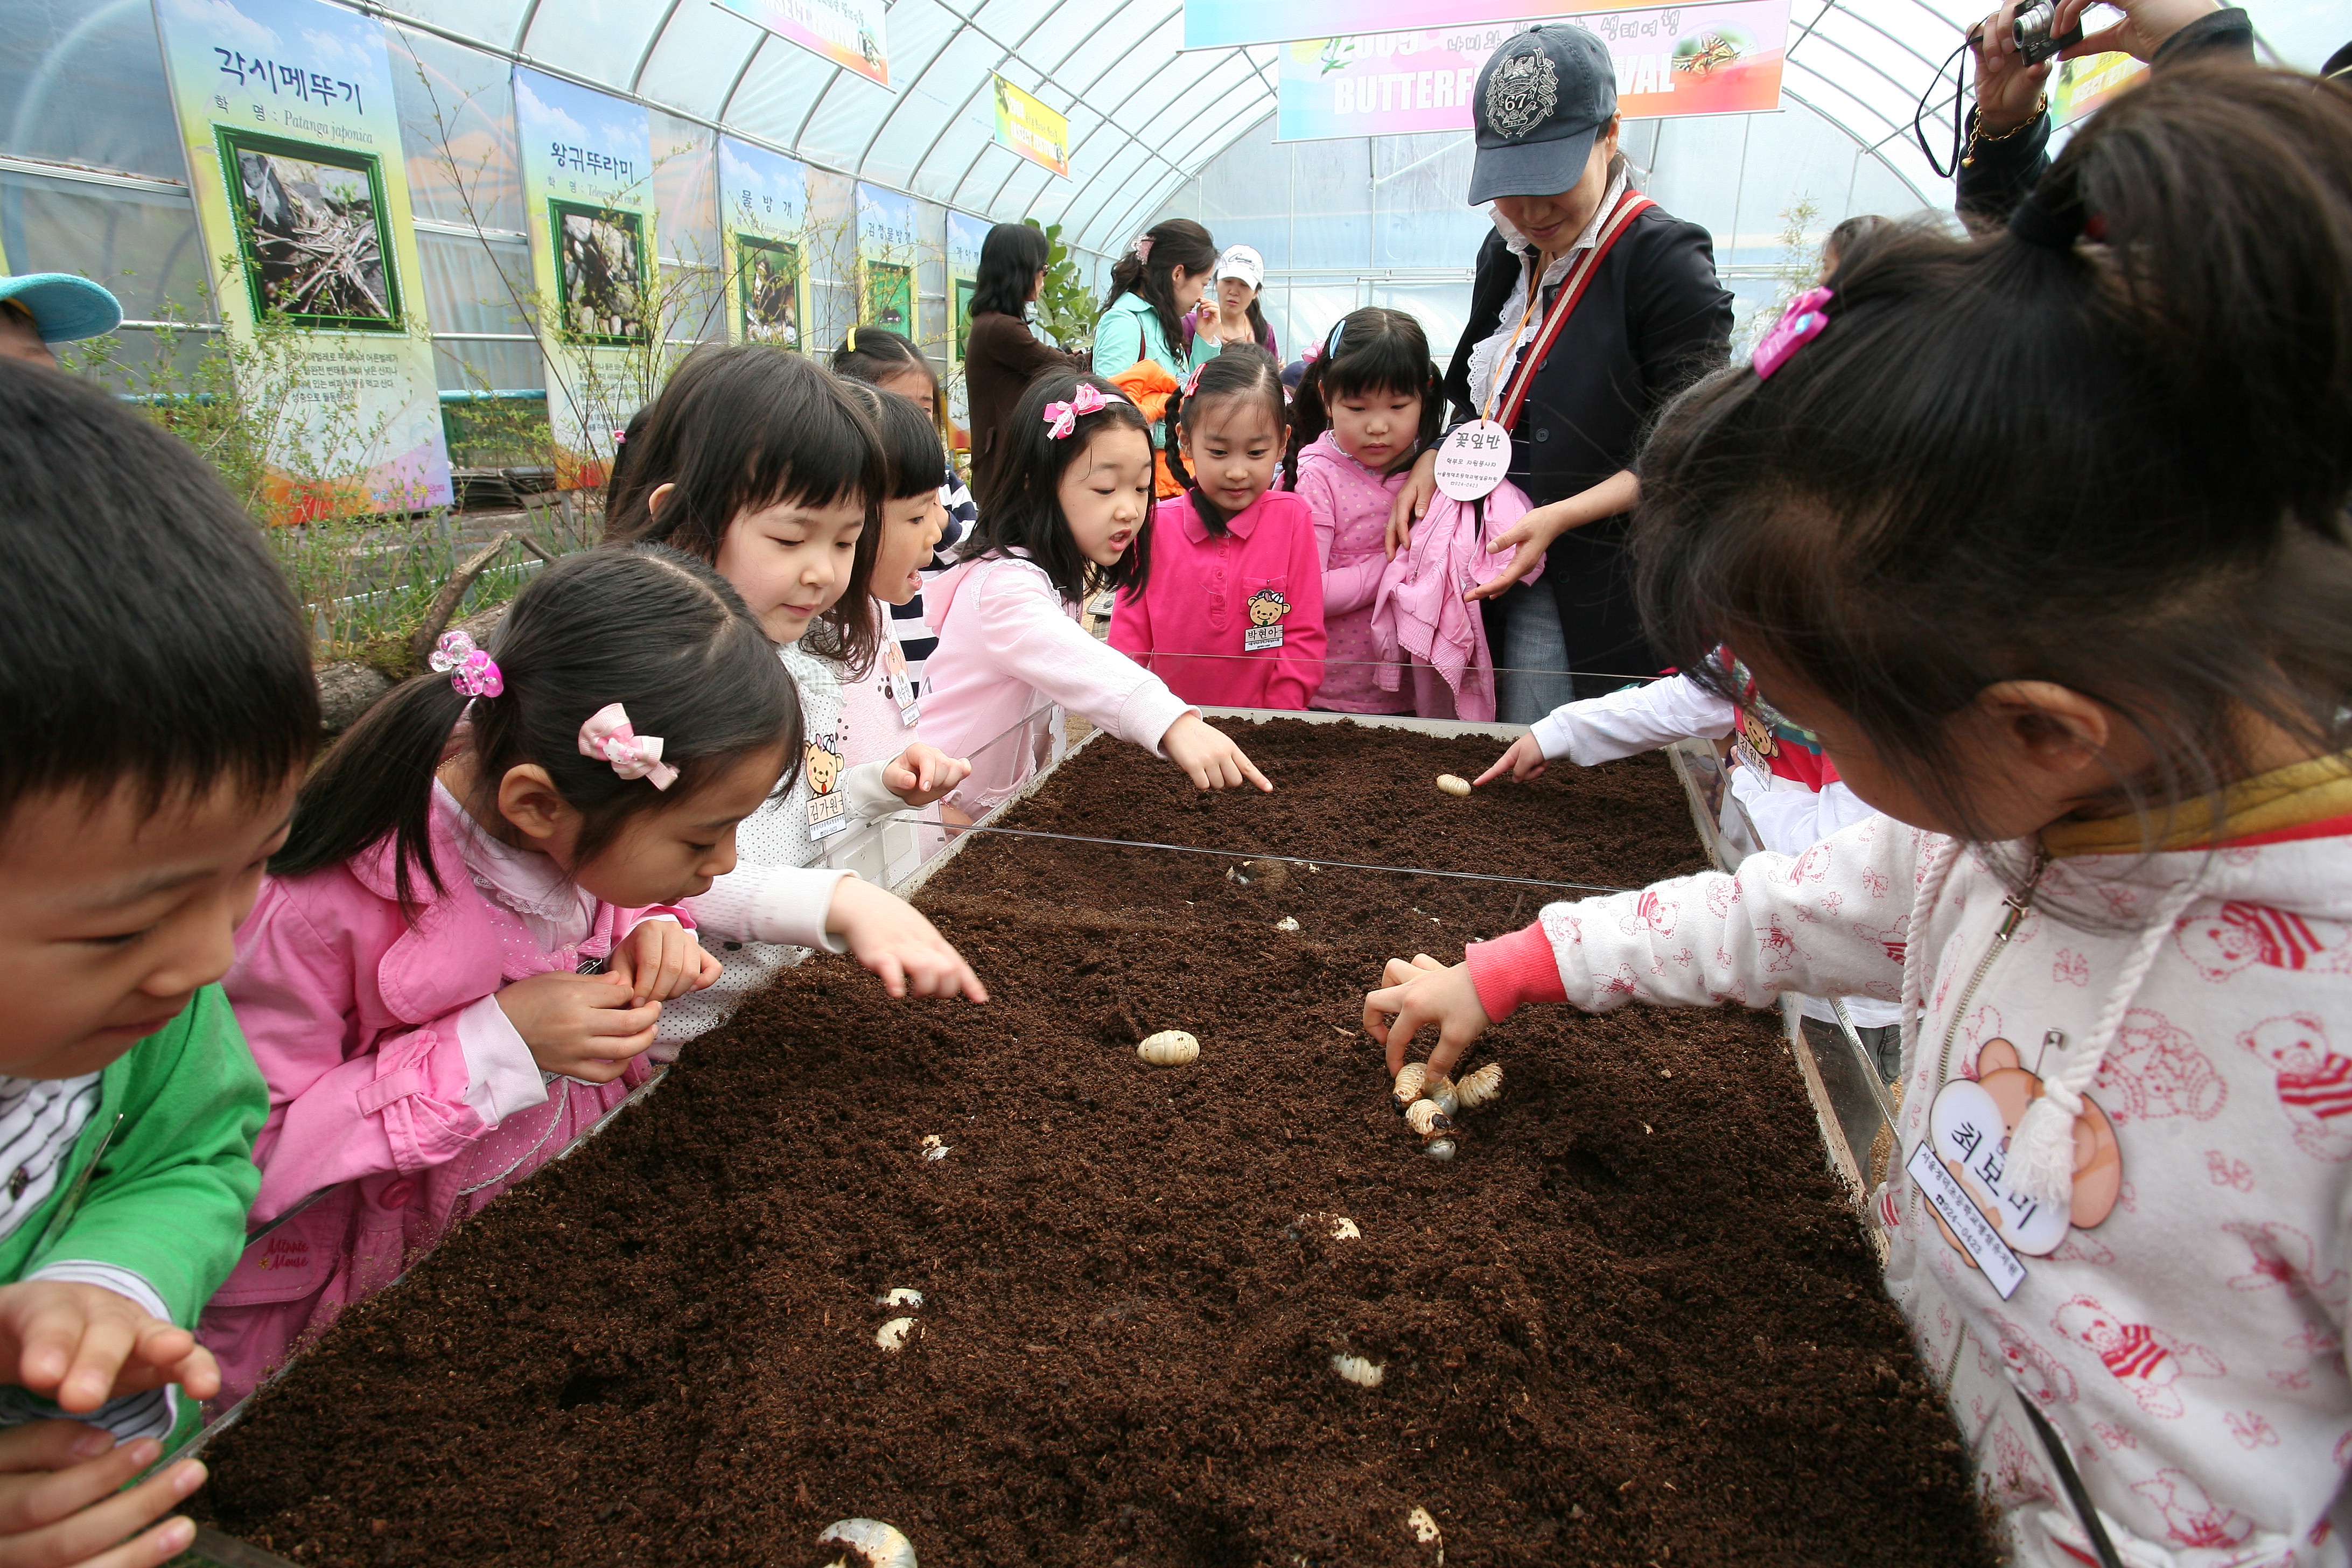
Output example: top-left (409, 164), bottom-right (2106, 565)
top-left (377, 0), bottom-right (1994, 250)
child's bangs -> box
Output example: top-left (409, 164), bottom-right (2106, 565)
top-left (736, 400), bottom-right (885, 516)
top-left (1321, 333), bottom-right (1431, 403)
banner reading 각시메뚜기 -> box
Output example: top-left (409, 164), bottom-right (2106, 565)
top-left (513, 68), bottom-right (654, 488)
top-left (720, 137), bottom-right (811, 351)
top-left (151, 0), bottom-right (452, 519)
top-left (1277, 1), bottom-right (1789, 142)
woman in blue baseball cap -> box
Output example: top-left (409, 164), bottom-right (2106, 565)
top-left (0, 274), bottom-right (124, 371)
top-left (1389, 23), bottom-right (1733, 716)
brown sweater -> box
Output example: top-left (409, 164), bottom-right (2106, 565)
top-left (964, 311), bottom-right (1084, 500)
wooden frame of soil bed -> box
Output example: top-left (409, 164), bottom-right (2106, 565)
top-left (188, 719), bottom-right (1985, 1568)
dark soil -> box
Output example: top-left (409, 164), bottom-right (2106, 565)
top-left (194, 719), bottom-right (1994, 1568)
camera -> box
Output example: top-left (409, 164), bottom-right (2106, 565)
top-left (2011, 0), bottom-right (2084, 64)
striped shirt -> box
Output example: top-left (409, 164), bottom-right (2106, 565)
top-left (889, 462), bottom-right (976, 692)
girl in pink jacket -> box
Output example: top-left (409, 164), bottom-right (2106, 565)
top-left (1109, 351), bottom-right (1326, 710)
top-left (925, 369), bottom-right (1272, 817)
top-left (1285, 308), bottom-right (1444, 715)
top-left (202, 545), bottom-right (801, 1407)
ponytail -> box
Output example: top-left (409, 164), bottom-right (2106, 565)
top-left (1102, 220), bottom-right (1217, 366)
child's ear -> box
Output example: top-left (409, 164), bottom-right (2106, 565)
top-left (496, 764), bottom-right (584, 849)
top-left (1973, 681), bottom-right (2116, 778)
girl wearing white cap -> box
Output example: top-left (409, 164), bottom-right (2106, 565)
top-left (1183, 244), bottom-right (1279, 361)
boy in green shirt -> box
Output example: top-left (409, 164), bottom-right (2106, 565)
top-left (0, 359), bottom-right (316, 1565)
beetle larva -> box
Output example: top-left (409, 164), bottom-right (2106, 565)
top-left (1425, 1075), bottom-right (1460, 1117)
top-left (873, 1317), bottom-right (919, 1352)
top-left (818, 1517), bottom-right (918, 1568)
top-left (1435, 774), bottom-right (1471, 796)
top-left (1403, 1098), bottom-right (1455, 1137)
top-left (1331, 1354), bottom-right (1385, 1388)
top-left (1137, 1030), bottom-right (1199, 1066)
top-left (1423, 1137), bottom-right (1458, 1163)
top-left (1390, 1061), bottom-right (1427, 1111)
top-left (876, 1287), bottom-right (923, 1310)
top-left (1274, 916), bottom-right (1300, 933)
top-left (918, 1135), bottom-right (949, 1162)
top-left (1406, 1506), bottom-right (1442, 1545)
top-left (1457, 1062), bottom-right (1504, 1111)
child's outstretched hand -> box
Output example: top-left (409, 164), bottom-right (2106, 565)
top-left (827, 878), bottom-right (988, 1002)
top-left (0, 1283), bottom-right (216, 1417)
top-left (496, 971), bottom-right (662, 1082)
top-left (1365, 953), bottom-right (1493, 1083)
top-left (885, 744), bottom-right (971, 809)
top-left (0, 1423), bottom-right (206, 1568)
top-left (1161, 715), bottom-right (1272, 793)
top-left (1473, 733), bottom-right (1549, 786)
top-left (606, 918), bottom-right (722, 1004)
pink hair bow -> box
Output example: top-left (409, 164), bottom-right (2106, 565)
top-left (1042, 381), bottom-right (1114, 439)
top-left (1134, 234), bottom-right (1154, 263)
top-left (578, 702), bottom-right (678, 790)
top-left (429, 630), bottom-right (502, 698)
top-left (1180, 365), bottom-right (1204, 399)
top-left (1753, 286), bottom-right (1833, 380)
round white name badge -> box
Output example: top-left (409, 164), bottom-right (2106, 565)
top-left (1434, 419), bottom-right (1511, 501)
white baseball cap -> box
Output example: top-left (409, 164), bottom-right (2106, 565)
top-left (1213, 244), bottom-right (1265, 293)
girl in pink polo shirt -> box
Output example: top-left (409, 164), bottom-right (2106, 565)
top-left (1108, 350), bottom-right (1326, 710)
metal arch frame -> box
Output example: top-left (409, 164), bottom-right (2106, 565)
top-left (628, 0), bottom-right (687, 92)
top-left (908, 0), bottom-right (1084, 205)
top-left (850, 4), bottom-right (979, 180)
top-left (1041, 44), bottom-right (1252, 233)
top-left (1780, 86), bottom-right (1934, 206)
top-left (945, 0), bottom-right (1169, 205)
top-left (978, 4), bottom-right (1199, 217)
top-left (1056, 63), bottom-right (1270, 248)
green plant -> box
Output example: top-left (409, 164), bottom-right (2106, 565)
top-left (1735, 195), bottom-right (1824, 354)
top-left (1024, 219), bottom-right (1096, 351)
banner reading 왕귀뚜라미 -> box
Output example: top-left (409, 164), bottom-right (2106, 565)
top-left (152, 0), bottom-right (452, 519)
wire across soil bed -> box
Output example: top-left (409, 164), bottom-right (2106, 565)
top-left (194, 719), bottom-right (1995, 1568)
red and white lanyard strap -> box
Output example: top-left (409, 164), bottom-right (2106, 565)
top-left (1490, 188), bottom-right (1655, 432)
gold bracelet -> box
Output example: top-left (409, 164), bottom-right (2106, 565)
top-left (1961, 93), bottom-right (2047, 166)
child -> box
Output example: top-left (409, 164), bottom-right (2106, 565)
top-left (204, 545), bottom-right (796, 1407)
top-left (604, 345), bottom-right (982, 1029)
top-left (1109, 349), bottom-right (1326, 710)
top-left (1366, 67), bottom-right (2352, 1568)
top-left (1286, 309), bottom-right (1444, 716)
top-left (0, 360), bottom-right (317, 1559)
top-left (925, 369), bottom-right (1273, 816)
top-left (830, 327), bottom-right (976, 689)
top-left (834, 380), bottom-right (968, 884)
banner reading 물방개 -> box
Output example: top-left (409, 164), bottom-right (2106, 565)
top-left (1277, 1), bottom-right (1789, 141)
top-left (718, 0), bottom-right (890, 88)
top-left (991, 75), bottom-right (1070, 178)
top-left (720, 137), bottom-right (811, 350)
top-left (855, 182), bottom-right (919, 342)
top-left (946, 210), bottom-right (988, 364)
top-left (513, 68), bottom-right (654, 488)
top-left (152, 0), bottom-right (452, 519)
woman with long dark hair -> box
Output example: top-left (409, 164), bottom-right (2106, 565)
top-left (964, 221), bottom-right (1085, 497)
top-left (1090, 218), bottom-right (1219, 381)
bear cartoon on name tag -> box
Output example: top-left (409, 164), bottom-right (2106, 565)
top-left (1928, 1035), bottom-right (2123, 1268)
top-left (1242, 586), bottom-right (1291, 653)
top-left (804, 730), bottom-right (848, 839)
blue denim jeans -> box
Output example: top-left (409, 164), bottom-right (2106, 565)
top-left (1492, 580), bottom-right (1577, 723)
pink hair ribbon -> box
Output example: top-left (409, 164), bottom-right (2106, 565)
top-left (1042, 381), bottom-right (1114, 439)
top-left (1753, 286), bottom-right (1833, 380)
top-left (429, 629), bottom-right (503, 698)
top-left (578, 702), bottom-right (678, 790)
top-left (1135, 234), bottom-right (1154, 263)
top-left (1180, 365), bottom-right (1204, 399)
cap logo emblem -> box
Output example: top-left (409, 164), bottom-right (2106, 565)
top-left (1485, 47), bottom-right (1559, 141)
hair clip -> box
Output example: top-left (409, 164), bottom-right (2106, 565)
top-left (578, 703), bottom-right (678, 790)
top-left (1180, 365), bottom-right (1205, 400)
top-left (1043, 382), bottom-right (1115, 439)
top-left (1753, 286), bottom-right (1832, 381)
top-left (429, 630), bottom-right (503, 699)
top-left (1134, 234), bottom-right (1154, 264)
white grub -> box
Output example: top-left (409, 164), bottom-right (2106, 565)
top-left (1137, 1030), bottom-right (1200, 1066)
top-left (1390, 1061), bottom-right (1428, 1111)
top-left (1426, 1076), bottom-right (1461, 1117)
top-left (1331, 1353), bottom-right (1385, 1388)
top-left (1407, 1505), bottom-right (1443, 1545)
top-left (1423, 1137), bottom-right (1458, 1163)
top-left (1435, 774), bottom-right (1472, 797)
top-left (1274, 916), bottom-right (1300, 933)
top-left (1457, 1062), bottom-right (1504, 1111)
top-left (876, 1287), bottom-right (924, 1310)
top-left (918, 1135), bottom-right (949, 1162)
top-left (818, 1517), bottom-right (918, 1568)
top-left (874, 1317), bottom-right (920, 1352)
top-left (1403, 1099), bottom-right (1455, 1137)
top-left (1328, 1216), bottom-right (1361, 1241)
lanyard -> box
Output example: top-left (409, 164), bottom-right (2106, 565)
top-left (1486, 186), bottom-right (1655, 431)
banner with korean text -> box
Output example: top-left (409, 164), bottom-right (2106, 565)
top-left (720, 137), bottom-right (812, 349)
top-left (1191, 0), bottom-right (1613, 49)
top-left (2050, 50), bottom-right (2145, 125)
top-left (946, 210), bottom-right (988, 364)
top-left (1277, 1), bottom-right (1789, 141)
top-left (855, 182), bottom-right (919, 343)
top-left (991, 75), bottom-right (1070, 177)
top-left (152, 0), bottom-right (452, 519)
top-left (513, 68), bottom-right (654, 488)
top-left (717, 0), bottom-right (890, 87)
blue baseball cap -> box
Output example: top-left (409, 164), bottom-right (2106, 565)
top-left (1469, 26), bottom-right (1620, 205)
top-left (0, 274), bottom-right (124, 344)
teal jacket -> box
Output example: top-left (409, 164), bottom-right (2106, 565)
top-left (0, 986), bottom-right (267, 1449)
top-left (1091, 290), bottom-right (1195, 384)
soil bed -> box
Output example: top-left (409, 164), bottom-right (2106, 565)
top-left (197, 718), bottom-right (1994, 1568)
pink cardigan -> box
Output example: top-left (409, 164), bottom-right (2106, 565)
top-left (1290, 431), bottom-right (1412, 714)
top-left (200, 806), bottom-right (675, 1408)
top-left (1107, 489), bottom-right (1327, 711)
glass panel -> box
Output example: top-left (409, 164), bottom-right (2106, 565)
top-left (0, 0), bottom-right (186, 181)
top-left (0, 169), bottom-right (211, 321)
top-left (947, 142), bottom-right (1024, 214)
top-left (388, 26), bottom-right (525, 235)
top-left (433, 335), bottom-right (541, 395)
top-left (660, 261), bottom-right (725, 345)
top-left (518, 0), bottom-right (664, 89)
top-left (1374, 131), bottom-right (1487, 269)
top-left (636, 3), bottom-right (766, 120)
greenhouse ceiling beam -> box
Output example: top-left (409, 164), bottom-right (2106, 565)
top-left (1782, 17), bottom-right (1935, 136)
top-left (509, 0), bottom-right (544, 54)
top-left (1800, 0), bottom-right (1952, 88)
top-left (911, 0), bottom-right (1084, 204)
top-left (1044, 46), bottom-right (1248, 230)
top-left (628, 0), bottom-right (688, 94)
top-left (1780, 86), bottom-right (1933, 207)
top-left (1078, 88), bottom-right (1272, 255)
top-left (717, 32), bottom-right (768, 123)
top-left (946, 0), bottom-right (1157, 205)
top-left (1055, 64), bottom-right (1268, 246)
top-left (979, 2), bottom-right (1196, 218)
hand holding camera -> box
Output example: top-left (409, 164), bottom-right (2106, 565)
top-left (1971, 0), bottom-right (2222, 132)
